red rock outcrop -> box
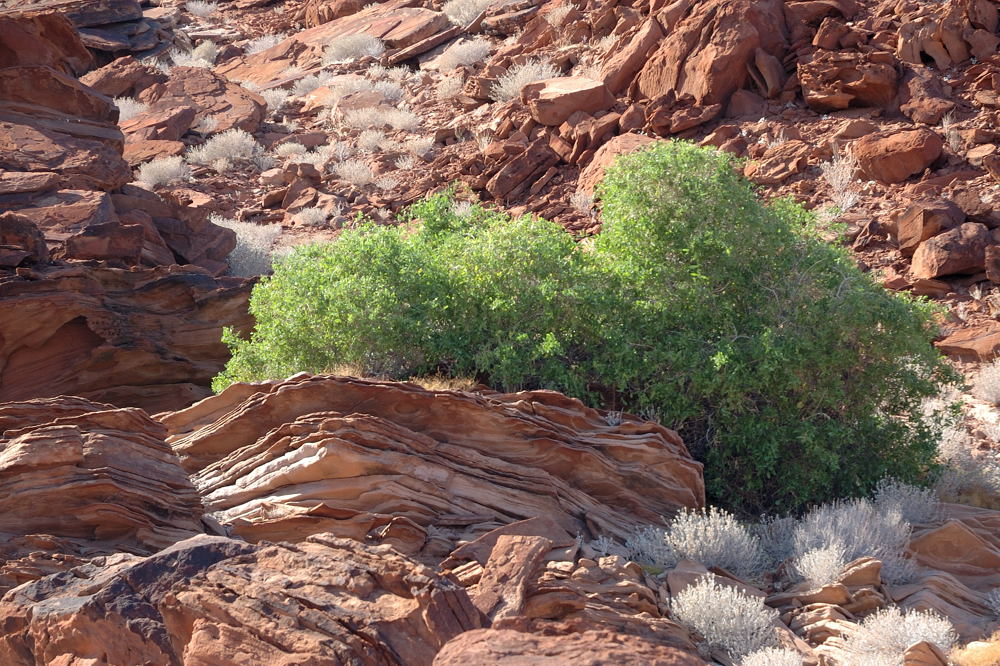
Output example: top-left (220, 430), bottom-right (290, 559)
top-left (911, 222), bottom-right (990, 278)
top-left (0, 264), bottom-right (252, 413)
top-left (634, 0), bottom-right (787, 106)
top-left (0, 396), bottom-right (205, 595)
top-left (0, 533), bottom-right (482, 666)
top-left (853, 129), bottom-right (944, 184)
top-left (138, 66), bottom-right (267, 135)
top-left (159, 374), bottom-right (705, 552)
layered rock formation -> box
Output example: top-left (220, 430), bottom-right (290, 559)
top-left (160, 374), bottom-right (705, 552)
top-left (0, 10), bottom-right (253, 412)
top-left (0, 396), bottom-right (204, 596)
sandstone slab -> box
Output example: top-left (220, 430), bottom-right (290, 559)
top-left (521, 77), bottom-right (614, 126)
top-left (853, 129), bottom-right (943, 184)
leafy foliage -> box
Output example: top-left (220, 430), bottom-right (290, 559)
top-left (215, 141), bottom-right (956, 514)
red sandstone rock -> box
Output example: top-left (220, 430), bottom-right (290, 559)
top-left (138, 66), bottom-right (266, 134)
top-left (601, 18), bottom-right (663, 94)
top-left (0, 396), bottom-right (204, 595)
top-left (910, 222), bottom-right (990, 278)
top-left (0, 533), bottom-right (482, 665)
top-left (158, 375), bottom-right (704, 551)
top-left (433, 629), bottom-right (707, 665)
top-left (521, 77), bottom-right (614, 126)
top-left (0, 264), bottom-right (252, 412)
top-left (79, 55), bottom-right (167, 98)
top-left (935, 321), bottom-right (1000, 359)
top-left (891, 200), bottom-right (965, 256)
top-left (853, 129), bottom-right (943, 184)
top-left (634, 0), bottom-right (787, 106)
top-left (0, 11), bottom-right (92, 75)
top-left (577, 133), bottom-right (656, 195)
top-left (798, 50), bottom-right (898, 112)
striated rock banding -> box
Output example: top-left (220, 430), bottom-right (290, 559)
top-left (159, 374), bottom-right (705, 553)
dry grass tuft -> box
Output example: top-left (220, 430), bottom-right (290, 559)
top-left (408, 373), bottom-right (479, 391)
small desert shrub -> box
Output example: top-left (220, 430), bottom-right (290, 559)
top-left (405, 135), bottom-right (435, 158)
top-left (792, 544), bottom-right (848, 588)
top-left (323, 34), bottom-right (386, 64)
top-left (114, 97), bottom-right (148, 122)
top-left (191, 40), bottom-right (218, 64)
top-left (375, 175), bottom-right (399, 191)
top-left (739, 647), bottom-right (803, 666)
top-left (874, 478), bottom-right (940, 525)
top-left (275, 142), bottom-right (308, 158)
top-left (987, 588), bottom-right (1000, 617)
top-left (186, 129), bottom-right (262, 166)
top-left (820, 151), bottom-right (860, 212)
top-left (841, 607), bottom-right (956, 662)
top-left (442, 0), bottom-right (492, 26)
top-left (343, 107), bottom-right (420, 131)
top-left (292, 72), bottom-right (336, 97)
top-left (374, 80), bottom-right (404, 102)
top-left (569, 190), bottom-right (593, 213)
top-left (260, 88), bottom-right (290, 114)
top-left (357, 129), bottom-right (388, 152)
top-left (367, 63), bottom-right (389, 79)
top-left (384, 108), bottom-right (421, 131)
top-left (209, 214), bottom-right (282, 277)
top-left (395, 154), bottom-right (417, 170)
top-left (186, 0), bottom-right (217, 17)
top-left (791, 498), bottom-right (916, 585)
top-left (293, 207), bottom-right (330, 227)
top-left (544, 3), bottom-right (574, 26)
top-left (252, 153), bottom-right (276, 171)
top-left (385, 66), bottom-right (410, 81)
top-left (193, 115), bottom-right (219, 135)
top-left (438, 38), bottom-right (492, 71)
top-left (626, 507), bottom-right (766, 580)
top-left (246, 33), bottom-right (286, 54)
top-left (167, 48), bottom-right (214, 69)
top-left (136, 156), bottom-right (192, 188)
top-left (333, 158), bottom-right (374, 186)
top-left (436, 76), bottom-right (464, 100)
top-left (491, 60), bottom-right (561, 101)
top-left (935, 425), bottom-right (1000, 508)
top-left (975, 358), bottom-right (1000, 404)
top-left (671, 574), bottom-right (778, 659)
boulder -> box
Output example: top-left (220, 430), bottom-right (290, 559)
top-left (798, 50), bottom-right (898, 112)
top-left (900, 67), bottom-right (955, 125)
top-left (158, 374), bottom-right (705, 551)
top-left (634, 0), bottom-right (787, 106)
top-left (0, 212), bottom-right (49, 265)
top-left (890, 200), bottom-right (965, 256)
top-left (577, 133), bottom-right (657, 194)
top-left (910, 222), bottom-right (990, 278)
top-left (0, 533), bottom-right (482, 666)
top-left (138, 66), bottom-right (266, 134)
top-left (433, 629), bottom-right (707, 665)
top-left (852, 129), bottom-right (943, 184)
top-left (0, 264), bottom-right (252, 412)
top-left (520, 77), bottom-right (615, 126)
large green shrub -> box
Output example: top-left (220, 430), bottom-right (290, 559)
top-left (215, 141), bottom-right (956, 514)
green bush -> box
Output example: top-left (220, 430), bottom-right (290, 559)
top-left (215, 141), bottom-right (957, 514)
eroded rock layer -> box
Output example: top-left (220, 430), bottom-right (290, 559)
top-left (0, 396), bottom-right (204, 596)
top-left (159, 374), bottom-right (705, 553)
top-left (0, 534), bottom-right (482, 666)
